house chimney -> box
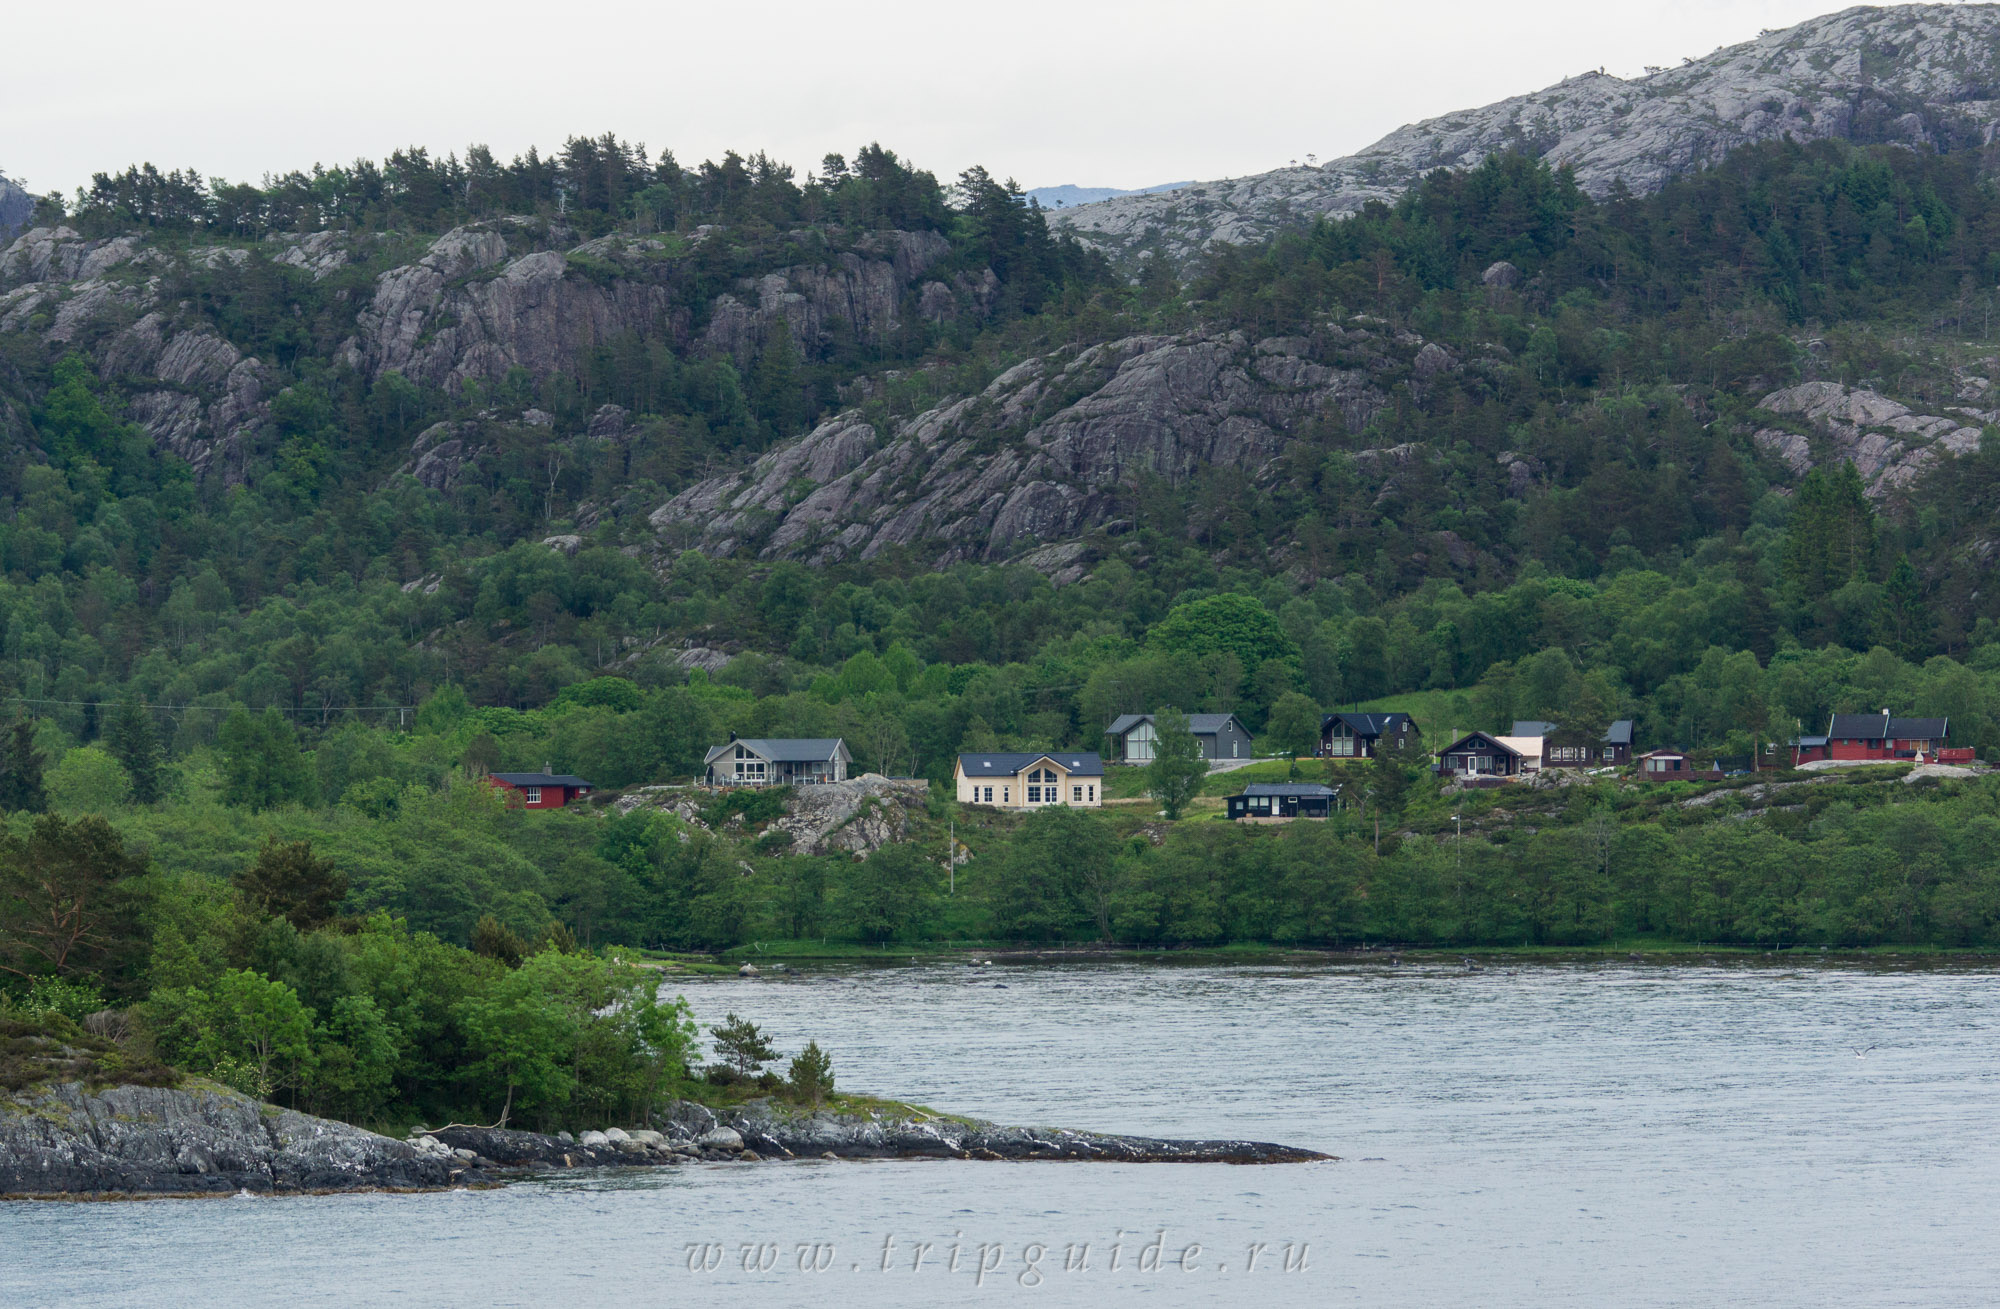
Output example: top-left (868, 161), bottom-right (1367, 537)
top-left (543, 760), bottom-right (551, 774)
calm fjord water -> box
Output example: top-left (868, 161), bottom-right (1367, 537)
top-left (5, 960), bottom-right (1998, 1307)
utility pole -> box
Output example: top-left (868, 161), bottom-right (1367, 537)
top-left (947, 814), bottom-right (955, 896)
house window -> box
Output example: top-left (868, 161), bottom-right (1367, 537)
top-left (1003, 787), bottom-right (1010, 804)
top-left (1330, 734), bottom-right (1355, 757)
top-left (1087, 785), bottom-right (1095, 802)
top-left (524, 786), bottom-right (542, 805)
top-left (982, 786), bottom-right (993, 803)
top-left (1072, 785), bottom-right (1083, 802)
top-left (1027, 786), bottom-right (1042, 803)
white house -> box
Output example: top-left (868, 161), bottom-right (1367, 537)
top-left (703, 737), bottom-right (851, 786)
top-left (955, 751), bottom-right (1105, 809)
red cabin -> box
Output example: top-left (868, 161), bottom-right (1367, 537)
top-left (1793, 713), bottom-right (1949, 766)
top-left (488, 771), bottom-right (594, 809)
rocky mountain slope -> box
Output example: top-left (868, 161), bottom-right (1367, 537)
top-left (1053, 4), bottom-right (2000, 268)
top-left (0, 220), bottom-right (966, 486)
top-left (651, 324), bottom-right (1422, 566)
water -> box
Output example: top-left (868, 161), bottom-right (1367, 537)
top-left (6, 958), bottom-right (1999, 1307)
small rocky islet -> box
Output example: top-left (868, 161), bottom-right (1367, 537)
top-left (0, 1079), bottom-right (1327, 1198)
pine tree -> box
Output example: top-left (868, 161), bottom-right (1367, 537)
top-left (106, 699), bottom-right (161, 805)
top-left (0, 715), bottom-right (48, 814)
top-left (1873, 556), bottom-right (1934, 660)
top-left (1784, 462), bottom-right (1878, 600)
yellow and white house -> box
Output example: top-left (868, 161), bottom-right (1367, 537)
top-left (954, 751), bottom-right (1105, 810)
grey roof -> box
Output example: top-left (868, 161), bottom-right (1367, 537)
top-left (1441, 731), bottom-right (1522, 757)
top-left (1105, 712), bottom-right (1243, 737)
top-left (1324, 711), bottom-right (1414, 736)
top-left (491, 772), bottom-right (593, 788)
top-left (1825, 714), bottom-right (1949, 741)
top-left (958, 751), bottom-right (1105, 778)
top-left (1603, 720), bottom-right (1635, 745)
top-left (1511, 720), bottom-right (1559, 737)
top-left (704, 738), bottom-right (848, 765)
top-left (1795, 736), bottom-right (1829, 747)
top-left (1242, 783), bottom-right (1337, 798)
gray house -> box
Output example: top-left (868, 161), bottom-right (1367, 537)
top-left (703, 737), bottom-right (851, 786)
top-left (1104, 712), bottom-right (1254, 763)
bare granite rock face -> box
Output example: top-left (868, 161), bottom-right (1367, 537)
top-left (0, 218), bottom-right (964, 484)
top-left (0, 1080), bottom-right (465, 1196)
top-left (1753, 381), bottom-right (1985, 497)
top-left (769, 775), bottom-right (930, 856)
top-left (0, 173), bottom-right (32, 240)
top-left (652, 329), bottom-right (1393, 564)
top-left (1054, 5), bottom-right (2000, 269)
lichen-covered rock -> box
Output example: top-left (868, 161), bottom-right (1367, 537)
top-left (651, 330), bottom-right (1391, 565)
top-left (1754, 381), bottom-right (1984, 496)
top-left (0, 1081), bottom-right (466, 1196)
top-left (1053, 7), bottom-right (2000, 271)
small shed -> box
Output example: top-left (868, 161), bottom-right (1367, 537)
top-left (1227, 782), bottom-right (1337, 820)
top-left (1634, 748), bottom-right (1721, 781)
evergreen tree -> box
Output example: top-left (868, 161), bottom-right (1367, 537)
top-left (234, 838), bottom-right (348, 931)
top-left (105, 698), bottom-right (162, 805)
top-left (217, 708), bottom-right (316, 811)
top-left (0, 715), bottom-right (48, 814)
top-left (710, 1013), bottom-right (778, 1077)
top-left (1873, 556), bottom-right (1934, 660)
top-left (1784, 462), bottom-right (1877, 600)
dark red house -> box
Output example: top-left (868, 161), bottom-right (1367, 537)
top-left (489, 771), bottom-right (594, 809)
top-left (1792, 713), bottom-right (1949, 766)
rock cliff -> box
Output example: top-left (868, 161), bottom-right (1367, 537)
top-left (0, 173), bottom-right (32, 240)
top-left (1753, 380), bottom-right (1988, 497)
top-left (652, 326), bottom-right (1407, 565)
top-left (1054, 5), bottom-right (2000, 269)
top-left (0, 218), bottom-right (968, 485)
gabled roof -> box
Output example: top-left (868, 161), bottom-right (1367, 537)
top-left (704, 738), bottom-right (849, 764)
top-left (491, 772), bottom-right (593, 788)
top-left (1825, 713), bottom-right (1949, 740)
top-left (1105, 712), bottom-right (1244, 737)
top-left (1439, 731), bottom-right (1521, 757)
top-left (1603, 720), bottom-right (1635, 745)
top-left (1510, 720), bottom-right (1558, 737)
top-left (958, 752), bottom-right (1105, 778)
top-left (1241, 783), bottom-right (1337, 798)
top-left (1324, 711), bottom-right (1414, 736)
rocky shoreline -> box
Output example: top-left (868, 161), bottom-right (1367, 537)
top-left (1, 1083), bottom-right (1326, 1198)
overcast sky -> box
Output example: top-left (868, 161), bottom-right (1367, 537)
top-left (1, 1), bottom-right (1928, 199)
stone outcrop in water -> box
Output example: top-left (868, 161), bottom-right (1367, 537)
top-left (1053, 5), bottom-right (2000, 270)
top-left (432, 1097), bottom-right (1328, 1169)
top-left (0, 1080), bottom-right (470, 1196)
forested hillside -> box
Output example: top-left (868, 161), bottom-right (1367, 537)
top-left (4, 122), bottom-right (2000, 1074)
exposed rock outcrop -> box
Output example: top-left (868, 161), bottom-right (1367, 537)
top-left (1753, 380), bottom-right (1985, 496)
top-left (0, 1080), bottom-right (469, 1196)
top-left (433, 1096), bottom-right (1328, 1168)
top-left (0, 173), bottom-right (36, 240)
top-left (769, 775), bottom-right (929, 856)
top-left (652, 329), bottom-right (1394, 563)
top-left (1054, 6), bottom-right (2000, 269)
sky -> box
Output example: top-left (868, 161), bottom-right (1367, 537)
top-left (0, 0), bottom-right (1944, 200)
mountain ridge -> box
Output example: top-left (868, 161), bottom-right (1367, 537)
top-left (1051, 4), bottom-right (2000, 269)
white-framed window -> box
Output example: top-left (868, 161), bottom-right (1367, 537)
top-left (1003, 787), bottom-right (1011, 803)
top-left (982, 786), bottom-right (993, 803)
top-left (1088, 785), bottom-right (1095, 802)
top-left (1027, 785), bottom-right (1042, 803)
top-left (1072, 785), bottom-right (1084, 802)
top-left (1330, 733), bottom-right (1356, 757)
top-left (524, 786), bottom-right (542, 804)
